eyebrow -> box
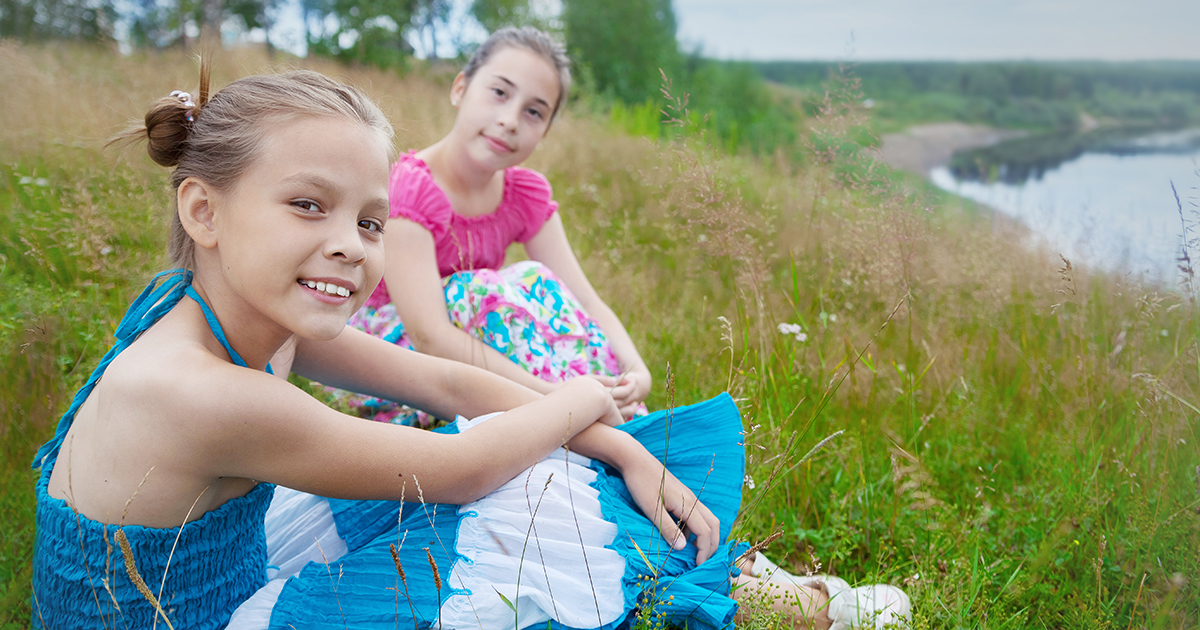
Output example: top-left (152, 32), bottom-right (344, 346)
top-left (283, 173), bottom-right (388, 212)
top-left (493, 74), bottom-right (552, 110)
top-left (281, 173), bottom-right (341, 193)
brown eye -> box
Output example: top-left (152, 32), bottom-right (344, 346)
top-left (359, 218), bottom-right (384, 234)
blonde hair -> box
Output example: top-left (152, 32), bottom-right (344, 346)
top-left (462, 26), bottom-right (572, 121)
top-left (116, 61), bottom-right (394, 269)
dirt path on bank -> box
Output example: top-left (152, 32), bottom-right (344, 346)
top-left (875, 122), bottom-right (1023, 176)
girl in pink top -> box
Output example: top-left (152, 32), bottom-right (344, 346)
top-left (335, 27), bottom-right (651, 425)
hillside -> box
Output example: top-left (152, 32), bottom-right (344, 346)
top-left (2, 43), bottom-right (1198, 629)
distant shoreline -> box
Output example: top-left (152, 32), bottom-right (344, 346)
top-left (874, 122), bottom-right (1023, 176)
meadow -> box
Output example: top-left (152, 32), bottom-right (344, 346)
top-left (1, 42), bottom-right (1198, 629)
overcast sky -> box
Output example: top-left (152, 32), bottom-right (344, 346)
top-left (672, 0), bottom-right (1200, 61)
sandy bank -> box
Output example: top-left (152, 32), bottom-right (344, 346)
top-left (875, 122), bottom-right (1023, 176)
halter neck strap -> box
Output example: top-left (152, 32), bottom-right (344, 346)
top-left (184, 285), bottom-right (272, 375)
top-left (33, 270), bottom-right (272, 473)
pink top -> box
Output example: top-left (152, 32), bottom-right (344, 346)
top-left (365, 151), bottom-right (559, 308)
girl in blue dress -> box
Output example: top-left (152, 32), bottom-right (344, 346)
top-left (31, 62), bottom-right (908, 630)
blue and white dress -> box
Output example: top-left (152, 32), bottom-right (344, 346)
top-left (32, 270), bottom-right (750, 630)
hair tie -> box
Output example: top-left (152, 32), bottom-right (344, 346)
top-left (170, 90), bottom-right (196, 122)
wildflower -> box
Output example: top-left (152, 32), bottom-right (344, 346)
top-left (777, 322), bottom-right (807, 342)
top-left (744, 475), bottom-right (756, 489)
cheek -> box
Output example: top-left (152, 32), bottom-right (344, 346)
top-left (364, 242), bottom-right (386, 287)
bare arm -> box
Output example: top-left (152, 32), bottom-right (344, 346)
top-left (290, 326), bottom-right (540, 420)
top-left (565, 423), bottom-right (721, 564)
top-left (385, 218), bottom-right (560, 395)
top-left (188, 360), bottom-right (616, 504)
top-left (524, 213), bottom-right (652, 415)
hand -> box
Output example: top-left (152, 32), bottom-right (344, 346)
top-left (610, 368), bottom-right (651, 419)
top-left (621, 452), bottom-right (721, 565)
top-left (558, 377), bottom-right (624, 427)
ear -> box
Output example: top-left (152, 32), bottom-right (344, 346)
top-left (450, 72), bottom-right (468, 108)
top-left (177, 177), bottom-right (219, 250)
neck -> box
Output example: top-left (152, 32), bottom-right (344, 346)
top-left (188, 273), bottom-right (290, 372)
top-left (424, 138), bottom-right (498, 194)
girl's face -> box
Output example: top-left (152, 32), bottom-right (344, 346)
top-left (449, 46), bottom-right (561, 171)
top-left (204, 115), bottom-right (390, 342)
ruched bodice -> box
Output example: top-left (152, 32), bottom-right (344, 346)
top-left (31, 270), bottom-right (275, 629)
top-left (33, 475), bottom-right (273, 629)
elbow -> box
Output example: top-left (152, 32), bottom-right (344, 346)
top-left (446, 473), bottom-right (497, 505)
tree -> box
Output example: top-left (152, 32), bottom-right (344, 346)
top-left (1, 0), bottom-right (116, 41)
top-left (469, 0), bottom-right (542, 33)
top-left (563, 0), bottom-right (680, 104)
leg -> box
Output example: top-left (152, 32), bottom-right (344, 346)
top-left (733, 573), bottom-right (833, 630)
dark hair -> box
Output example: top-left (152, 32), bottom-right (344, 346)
top-left (115, 61), bottom-right (394, 269)
top-left (462, 26), bottom-right (572, 121)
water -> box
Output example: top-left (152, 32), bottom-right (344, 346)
top-left (931, 128), bottom-right (1200, 284)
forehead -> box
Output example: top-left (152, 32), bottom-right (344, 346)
top-left (241, 116), bottom-right (390, 192)
top-left (475, 47), bottom-right (561, 104)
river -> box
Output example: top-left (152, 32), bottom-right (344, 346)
top-left (930, 128), bottom-right (1200, 284)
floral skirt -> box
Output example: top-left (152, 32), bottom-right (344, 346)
top-left (330, 261), bottom-right (643, 425)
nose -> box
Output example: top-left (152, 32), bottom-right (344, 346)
top-left (498, 102), bottom-right (520, 133)
top-left (326, 218), bottom-right (367, 265)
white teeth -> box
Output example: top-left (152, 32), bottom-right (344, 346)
top-left (301, 280), bottom-right (351, 297)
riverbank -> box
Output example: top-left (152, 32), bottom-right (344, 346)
top-left (874, 122), bottom-right (1023, 176)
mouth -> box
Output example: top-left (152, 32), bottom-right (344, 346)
top-left (298, 278), bottom-right (356, 299)
top-left (483, 135), bottom-right (515, 153)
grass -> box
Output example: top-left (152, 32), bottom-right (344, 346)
top-left (2, 41), bottom-right (1198, 629)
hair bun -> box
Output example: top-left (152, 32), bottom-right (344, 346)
top-left (143, 96), bottom-right (197, 167)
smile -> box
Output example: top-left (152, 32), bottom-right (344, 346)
top-left (299, 279), bottom-right (353, 298)
top-left (484, 135), bottom-right (515, 153)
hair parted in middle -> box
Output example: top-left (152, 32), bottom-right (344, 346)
top-left (115, 60), bottom-right (395, 270)
top-left (461, 26), bottom-right (573, 121)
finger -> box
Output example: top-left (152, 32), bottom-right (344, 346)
top-left (619, 402), bottom-right (639, 419)
top-left (587, 374), bottom-right (620, 387)
top-left (609, 382), bottom-right (635, 400)
top-left (654, 501), bottom-right (688, 553)
top-left (676, 497), bottom-right (717, 565)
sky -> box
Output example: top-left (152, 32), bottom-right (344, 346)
top-left (255, 0), bottom-right (1200, 62)
top-left (672, 0), bottom-right (1200, 61)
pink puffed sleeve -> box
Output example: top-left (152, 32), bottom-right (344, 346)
top-left (388, 153), bottom-right (452, 240)
top-left (507, 167), bottom-right (560, 243)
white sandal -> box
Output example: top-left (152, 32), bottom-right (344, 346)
top-left (749, 552), bottom-right (911, 629)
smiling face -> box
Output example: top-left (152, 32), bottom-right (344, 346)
top-left (196, 115), bottom-right (391, 346)
top-left (449, 46), bottom-right (562, 171)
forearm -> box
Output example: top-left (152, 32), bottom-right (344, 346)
top-left (440, 379), bottom-right (614, 501)
top-left (418, 324), bottom-right (558, 394)
top-left (588, 301), bottom-right (649, 375)
top-left (564, 423), bottom-right (651, 472)
top-left (292, 328), bottom-right (540, 419)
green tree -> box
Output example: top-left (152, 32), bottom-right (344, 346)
top-left (563, 0), bottom-right (680, 104)
top-left (469, 0), bottom-right (542, 33)
top-left (0, 0), bottom-right (116, 41)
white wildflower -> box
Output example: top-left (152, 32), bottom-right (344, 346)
top-left (829, 314), bottom-right (838, 323)
top-left (777, 322), bottom-right (801, 336)
top-left (743, 475), bottom-right (756, 489)
top-left (797, 332), bottom-right (808, 342)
